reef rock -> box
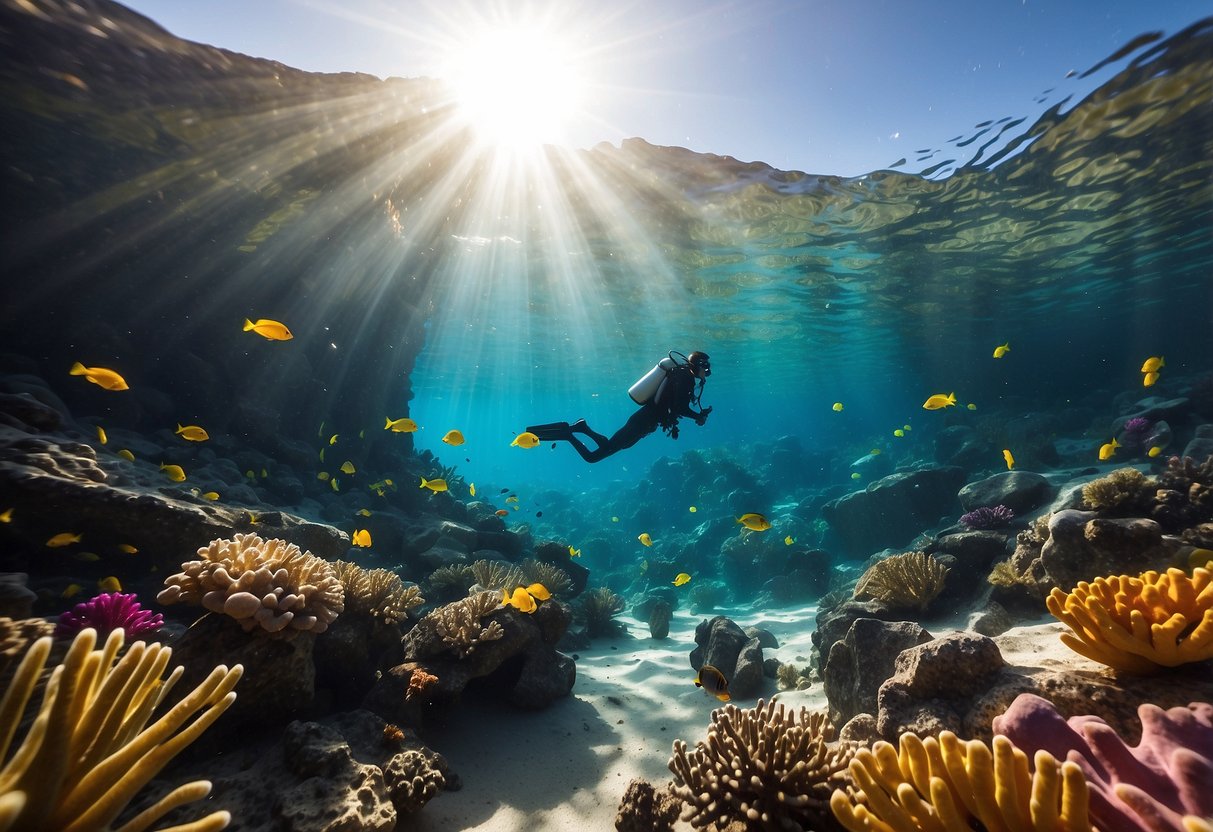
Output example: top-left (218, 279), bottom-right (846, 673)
top-left (688, 616), bottom-right (765, 699)
top-left (823, 618), bottom-right (933, 730)
top-left (933, 425), bottom-right (990, 470)
top-left (614, 778), bottom-right (682, 832)
top-left (822, 466), bottom-right (966, 558)
top-left (1182, 423), bottom-right (1213, 462)
top-left (1040, 510), bottom-right (1173, 590)
top-left (811, 599), bottom-right (899, 670)
top-left (958, 470), bottom-right (1054, 515)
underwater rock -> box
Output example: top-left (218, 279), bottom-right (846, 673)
top-left (822, 466), bottom-right (966, 558)
top-left (811, 599), bottom-right (899, 671)
top-left (1040, 511), bottom-right (1173, 590)
top-left (967, 600), bottom-right (1016, 637)
top-left (647, 599), bottom-right (672, 639)
top-left (0, 389), bottom-right (66, 431)
top-left (957, 470), bottom-right (1054, 515)
top-left (743, 625), bottom-right (779, 650)
top-left (1122, 395), bottom-right (1191, 425)
top-left (689, 616), bottom-right (766, 699)
top-left (823, 618), bottom-right (933, 730)
top-left (733, 637), bottom-right (765, 699)
top-left (614, 778), bottom-right (682, 832)
top-left (0, 573), bottom-right (35, 618)
top-left (1182, 423), bottom-right (1213, 462)
top-left (535, 540), bottom-right (588, 596)
top-left (933, 425), bottom-right (990, 470)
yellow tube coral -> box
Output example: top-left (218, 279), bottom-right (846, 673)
top-left (1045, 566), bottom-right (1213, 673)
top-left (0, 628), bottom-right (242, 832)
top-left (830, 731), bottom-right (1092, 832)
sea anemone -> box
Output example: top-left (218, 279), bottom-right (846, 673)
top-left (56, 592), bottom-right (164, 639)
top-left (959, 504), bottom-right (1016, 529)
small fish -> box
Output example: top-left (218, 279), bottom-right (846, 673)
top-left (441, 429), bottom-right (465, 446)
top-left (75, 552), bottom-right (100, 562)
top-left (640, 559), bottom-right (649, 574)
top-left (117, 544), bottom-right (138, 554)
top-left (384, 417), bottom-right (418, 433)
top-left (495, 509), bottom-right (509, 517)
top-left (202, 491), bottom-right (220, 501)
top-left (96, 425), bottom-right (108, 445)
top-left (1143, 372), bottom-right (1159, 387)
top-left (922, 392), bottom-right (957, 410)
top-left (902, 424), bottom-right (912, 431)
top-left (1140, 356), bottom-right (1165, 373)
top-left (358, 508), bottom-right (372, 516)
top-left (359, 430), bottom-right (365, 439)
top-left (246, 511), bottom-right (259, 524)
top-left (638, 533), bottom-right (653, 547)
top-left (318, 421), bottom-right (325, 437)
top-left (340, 461), bottom-right (356, 475)
top-left (1147, 446), bottom-right (1163, 458)
top-left (384, 479), bottom-right (393, 486)
top-left (159, 463), bottom-right (186, 482)
top-left (966, 403), bottom-right (977, 411)
top-left (69, 362), bottom-right (128, 391)
top-left (500, 488), bottom-right (510, 494)
top-left (503, 586), bottom-right (538, 614)
top-left (526, 583), bottom-right (552, 601)
top-left (870, 448), bottom-right (881, 455)
top-left (329, 434), bottom-right (339, 445)
top-left (536, 511), bottom-right (543, 518)
top-left (1002, 449), bottom-right (1015, 470)
top-left (330, 477), bottom-right (339, 492)
top-left (784, 535), bottom-right (794, 546)
top-left (832, 402), bottom-right (844, 412)
top-left (47, 532), bottom-right (83, 547)
top-left (505, 496), bottom-right (519, 504)
top-left (672, 572), bottom-right (692, 587)
top-left (62, 583), bottom-right (84, 599)
top-left (689, 506), bottom-right (697, 513)
top-left (352, 529), bottom-right (372, 547)
top-left (319, 448), bottom-right (326, 462)
top-left (511, 431), bottom-right (540, 448)
top-left (261, 468), bottom-right (268, 478)
top-left (420, 477), bottom-right (448, 493)
top-left (317, 471), bottom-right (330, 481)
top-left (98, 576), bottom-right (122, 593)
top-left (992, 342), bottom-right (1010, 359)
top-left (893, 429), bottom-right (905, 437)
top-left (243, 318), bottom-right (293, 340)
top-left (1098, 439), bottom-right (1120, 461)
top-left (737, 513), bottom-right (772, 532)
top-left (695, 665), bottom-right (730, 702)
top-left (568, 545), bottom-right (581, 558)
top-left (175, 424), bottom-right (209, 442)
top-left (611, 516), bottom-right (619, 523)
top-left (469, 483), bottom-right (476, 497)
top-left (851, 472), bottom-right (862, 480)
top-left (0, 508), bottom-right (12, 523)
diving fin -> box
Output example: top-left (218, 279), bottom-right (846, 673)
top-left (526, 422), bottom-right (573, 441)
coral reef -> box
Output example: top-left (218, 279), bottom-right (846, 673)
top-left (158, 533), bottom-right (345, 637)
top-left (1082, 466), bottom-right (1151, 512)
top-left (830, 729), bottom-right (1091, 831)
top-left (1153, 454), bottom-right (1213, 530)
top-left (615, 778), bottom-right (682, 832)
top-left (1046, 566), bottom-right (1213, 673)
top-left (669, 699), bottom-right (852, 830)
top-left (579, 586), bottom-right (626, 638)
top-left (959, 503), bottom-right (1015, 530)
top-left (0, 617), bottom-right (56, 686)
top-left (54, 591), bottom-right (163, 639)
top-left (520, 559), bottom-right (574, 596)
top-left (432, 591), bottom-right (504, 657)
top-left (0, 628), bottom-right (241, 831)
top-left (470, 559), bottom-right (526, 592)
top-left (421, 564), bottom-right (474, 602)
top-left (332, 561), bottom-right (423, 626)
top-left (853, 551), bottom-right (950, 613)
top-left (405, 668), bottom-right (439, 702)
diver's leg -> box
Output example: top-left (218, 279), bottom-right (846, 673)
top-left (564, 433), bottom-right (610, 463)
top-left (526, 421), bottom-right (574, 441)
top-left (569, 419), bottom-right (609, 445)
top-left (598, 408), bottom-right (660, 455)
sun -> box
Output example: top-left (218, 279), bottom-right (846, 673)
top-left (445, 23), bottom-right (586, 150)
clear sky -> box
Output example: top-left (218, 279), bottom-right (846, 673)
top-left (122, 0), bottom-right (1208, 176)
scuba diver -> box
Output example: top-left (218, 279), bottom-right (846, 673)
top-left (526, 350), bottom-right (713, 463)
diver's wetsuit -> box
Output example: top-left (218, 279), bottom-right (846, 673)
top-left (528, 365), bottom-right (709, 463)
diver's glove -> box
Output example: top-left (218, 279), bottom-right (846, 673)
top-left (694, 406), bottom-right (713, 426)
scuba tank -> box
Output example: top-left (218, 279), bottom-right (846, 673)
top-left (628, 352), bottom-right (688, 404)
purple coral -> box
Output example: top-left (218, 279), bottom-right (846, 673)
top-left (1121, 417), bottom-right (1153, 444)
top-left (56, 592), bottom-right (164, 639)
top-left (959, 504), bottom-right (1015, 529)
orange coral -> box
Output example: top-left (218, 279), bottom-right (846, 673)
top-left (406, 668), bottom-right (439, 701)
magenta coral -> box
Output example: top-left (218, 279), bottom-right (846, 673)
top-left (992, 692), bottom-right (1213, 832)
top-left (959, 504), bottom-right (1015, 529)
top-left (56, 592), bottom-right (164, 639)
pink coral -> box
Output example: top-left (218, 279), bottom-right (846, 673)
top-left (992, 693), bottom-right (1213, 832)
top-left (56, 592), bottom-right (164, 639)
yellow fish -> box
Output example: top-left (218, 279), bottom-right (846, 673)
top-left (317, 471), bottom-right (330, 481)
top-left (246, 511), bottom-right (259, 524)
top-left (62, 583), bottom-right (84, 599)
top-left (638, 533), bottom-right (653, 547)
top-left (903, 424), bottom-right (912, 431)
top-left (611, 516), bottom-right (619, 523)
top-left (992, 342), bottom-right (1010, 359)
top-left (318, 421), bottom-right (325, 437)
top-left (319, 448), bottom-right (326, 462)
top-left (246, 470), bottom-right (256, 480)
top-left (469, 483), bottom-right (476, 497)
top-left (1147, 446), bottom-right (1163, 458)
top-left (243, 318), bottom-right (293, 341)
top-left (330, 478), bottom-right (340, 492)
top-left (784, 535), bottom-right (794, 546)
top-left (966, 403), bottom-right (977, 411)
top-left (695, 665), bottom-right (730, 702)
top-left (47, 532), bottom-right (82, 547)
top-left (118, 544), bottom-right (138, 554)
top-left (737, 513), bottom-right (771, 532)
top-left (341, 461), bottom-right (356, 475)
top-left (511, 431), bottom-right (540, 448)
top-left (832, 402), bottom-right (844, 412)
top-left (202, 491), bottom-right (220, 501)
top-left (175, 424), bottom-right (209, 442)
top-left (98, 576), bottom-right (122, 593)
top-left (503, 586), bottom-right (537, 614)
top-left (922, 392), bottom-right (957, 410)
top-left (70, 362), bottom-right (129, 391)
top-left (1140, 356), bottom-right (1165, 373)
top-left (96, 425), bottom-right (108, 444)
top-left (357, 508), bottom-right (372, 516)
top-left (851, 472), bottom-right (862, 480)
top-left (329, 434), bottom-right (338, 445)
top-left (870, 448), bottom-right (882, 455)
top-left (1098, 438), bottom-right (1120, 461)
top-left (689, 506), bottom-right (697, 513)
top-left (384, 479), bottom-right (393, 486)
top-left (261, 468), bottom-right (268, 478)
top-left (505, 496), bottom-right (519, 504)
top-left (1002, 449), bottom-right (1015, 470)
top-left (672, 572), bottom-right (692, 587)
top-left (568, 545), bottom-right (581, 558)
top-left (0, 508), bottom-right (12, 523)
top-left (526, 583), bottom-right (552, 601)
top-left (1143, 372), bottom-right (1159, 387)
top-left (75, 552), bottom-right (100, 562)
top-left (441, 429), bottom-right (465, 446)
top-left (384, 417), bottom-right (418, 433)
top-left (893, 429), bottom-right (905, 437)
top-left (352, 529), bottom-right (372, 547)
top-left (159, 463), bottom-right (186, 482)
top-left (420, 477), bottom-right (448, 493)
top-left (359, 430), bottom-right (365, 439)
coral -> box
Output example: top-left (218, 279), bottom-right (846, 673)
top-left (1046, 566), bottom-right (1213, 673)
top-left (422, 564), bottom-right (474, 601)
top-left (776, 662), bottom-right (802, 691)
top-left (993, 692), bottom-right (1213, 832)
top-left (382, 747), bottom-right (450, 814)
top-left (670, 699), bottom-right (853, 831)
top-left (405, 668), bottom-right (438, 702)
top-left (615, 778), bottom-right (682, 832)
top-left (579, 586), bottom-right (625, 638)
top-left (959, 504), bottom-right (1015, 530)
top-left (830, 729), bottom-right (1091, 832)
top-left (55, 592), bottom-right (163, 639)
top-left (1152, 454), bottom-right (1213, 529)
top-left (853, 551), bottom-right (950, 613)
top-left (333, 561), bottom-right (423, 625)
top-left (987, 559), bottom-right (1021, 587)
top-left (0, 628), bottom-right (241, 832)
top-left (1081, 467), bottom-right (1151, 512)
top-left (158, 533), bottom-right (345, 638)
top-left (0, 618), bottom-right (56, 686)
top-left (470, 559), bottom-right (525, 592)
top-left (519, 559), bottom-right (574, 596)
top-left (432, 591), bottom-right (504, 657)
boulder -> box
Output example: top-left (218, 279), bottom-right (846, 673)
top-left (823, 618), bottom-right (933, 729)
top-left (958, 471), bottom-right (1054, 515)
top-left (822, 467), bottom-right (967, 558)
top-left (1041, 511), bottom-right (1171, 590)
top-left (934, 425), bottom-right (990, 470)
top-left (811, 600), bottom-right (900, 670)
top-left (689, 616), bottom-right (765, 699)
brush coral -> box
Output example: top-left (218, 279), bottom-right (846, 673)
top-left (853, 551), bottom-right (950, 613)
top-left (1046, 566), bottom-right (1213, 673)
top-left (55, 591), bottom-right (164, 639)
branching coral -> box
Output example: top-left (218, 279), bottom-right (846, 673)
top-left (776, 663), bottom-right (803, 691)
top-left (55, 592), bottom-right (163, 639)
top-left (853, 552), bottom-right (950, 613)
top-left (0, 628), bottom-right (241, 832)
top-left (987, 559), bottom-right (1021, 587)
top-left (959, 504), bottom-right (1015, 530)
top-left (669, 699), bottom-right (853, 831)
top-left (405, 668), bottom-right (438, 702)
top-left (422, 564), bottom-right (474, 601)
top-left (1081, 467), bottom-right (1152, 512)
top-left (158, 533), bottom-right (344, 637)
top-left (432, 592), bottom-right (504, 658)
top-left (519, 559), bottom-right (574, 596)
top-left (1045, 566), bottom-right (1213, 673)
top-left (333, 561), bottom-right (423, 625)
top-left (470, 559), bottom-right (525, 592)
top-left (579, 586), bottom-right (625, 638)
top-left (830, 729), bottom-right (1092, 831)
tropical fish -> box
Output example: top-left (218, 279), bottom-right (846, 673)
top-left (340, 461), bottom-right (356, 475)
top-left (359, 430), bottom-right (365, 439)
top-left (442, 430), bottom-right (465, 446)
top-left (1147, 446), bottom-right (1163, 458)
top-left (1143, 372), bottom-right (1159, 387)
top-left (526, 583), bottom-right (552, 601)
top-left (246, 470), bottom-right (257, 480)
top-left (469, 483), bottom-right (476, 497)
top-left (638, 533), bottom-right (653, 547)
top-left (242, 318), bottom-right (293, 340)
top-left (352, 529), bottom-right (372, 547)
top-left (202, 491), bottom-right (220, 501)
top-left (611, 516), bottom-right (619, 523)
top-left (118, 544), bottom-right (138, 554)
top-left (784, 535), bottom-right (794, 546)
top-left (1140, 356), bottom-right (1164, 373)
top-left (902, 424), bottom-right (912, 432)
top-left (511, 431), bottom-right (540, 448)
top-left (500, 488), bottom-right (510, 494)
top-left (893, 429), bottom-right (905, 437)
top-left (966, 403), bottom-right (977, 411)
top-left (870, 449), bottom-right (881, 455)
top-left (1098, 438), bottom-right (1120, 461)
top-left (330, 478), bottom-right (340, 492)
top-left (672, 572), bottom-right (692, 587)
top-left (384, 417), bottom-right (418, 433)
top-left (851, 472), bottom-right (862, 480)
top-left (96, 426), bottom-right (108, 445)
top-left (992, 342), bottom-right (1010, 359)
top-left (640, 559), bottom-right (649, 574)
top-left (832, 402), bottom-right (844, 412)
top-left (62, 583), bottom-right (84, 599)
top-left (568, 545), bottom-right (581, 558)
top-left (535, 511), bottom-right (543, 518)
top-left (175, 424), bottom-right (209, 442)
top-left (689, 506), bottom-right (697, 513)
top-left (695, 665), bottom-right (730, 702)
top-left (495, 509), bottom-right (509, 517)
top-left (505, 496), bottom-right (519, 504)
top-left (922, 392), bottom-right (957, 410)
top-left (503, 586), bottom-right (537, 614)
top-left (70, 362), bottom-right (128, 391)
top-left (737, 513), bottom-right (772, 532)
top-left (246, 511), bottom-right (259, 524)
top-left (384, 479), bottom-right (394, 486)
top-left (1002, 449), bottom-right (1015, 470)
top-left (420, 477), bottom-right (448, 492)
top-left (261, 468), bottom-right (268, 478)
top-left (319, 448), bottom-right (326, 462)
top-left (75, 551), bottom-right (100, 562)
top-left (317, 471), bottom-right (330, 481)
top-left (329, 434), bottom-right (338, 445)
top-left (159, 463), bottom-right (186, 482)
top-left (0, 508), bottom-right (11, 523)
top-left (47, 532), bottom-right (82, 547)
top-left (358, 509), bottom-right (372, 516)
top-left (98, 576), bottom-right (122, 593)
